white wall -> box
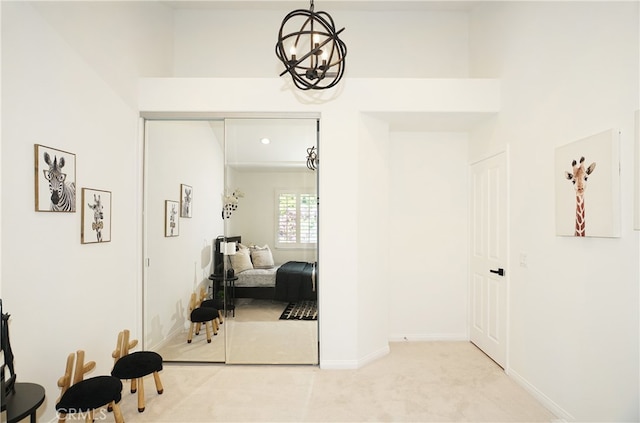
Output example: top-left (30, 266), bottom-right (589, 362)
top-left (227, 169), bottom-right (317, 264)
top-left (1, 2), bottom-right (173, 421)
top-left (354, 114), bottom-right (392, 361)
top-left (144, 120), bottom-right (224, 351)
top-left (137, 77), bottom-right (499, 370)
top-left (173, 8), bottom-right (470, 78)
top-left (388, 131), bottom-right (469, 341)
top-left (469, 2), bottom-right (639, 421)
top-left (26, 1), bottom-right (174, 107)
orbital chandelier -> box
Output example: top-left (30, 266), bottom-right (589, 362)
top-left (306, 146), bottom-right (318, 170)
top-left (275, 0), bottom-right (347, 90)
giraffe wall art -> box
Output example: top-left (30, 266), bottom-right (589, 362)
top-left (180, 184), bottom-right (193, 218)
top-left (555, 129), bottom-right (621, 238)
top-left (81, 188), bottom-right (112, 244)
top-left (565, 157), bottom-right (596, 236)
top-left (165, 200), bottom-right (179, 237)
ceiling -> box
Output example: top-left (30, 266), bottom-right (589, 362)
top-left (224, 112), bottom-right (493, 171)
top-left (160, 0), bottom-right (478, 11)
top-left (144, 112), bottom-right (492, 171)
top-left (225, 118), bottom-right (318, 171)
top-left (150, 0), bottom-right (490, 168)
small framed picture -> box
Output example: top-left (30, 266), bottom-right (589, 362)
top-left (34, 144), bottom-right (76, 212)
top-left (180, 184), bottom-right (193, 218)
top-left (165, 200), bottom-right (179, 237)
top-left (81, 188), bottom-right (112, 244)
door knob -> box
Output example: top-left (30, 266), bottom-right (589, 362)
top-left (489, 268), bottom-right (505, 276)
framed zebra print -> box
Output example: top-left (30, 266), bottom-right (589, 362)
top-left (165, 200), bottom-right (179, 237)
top-left (81, 188), bottom-right (112, 244)
top-left (34, 144), bottom-right (76, 212)
top-left (180, 184), bottom-right (193, 218)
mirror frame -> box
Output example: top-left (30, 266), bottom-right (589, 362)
top-left (141, 111), bottom-right (320, 364)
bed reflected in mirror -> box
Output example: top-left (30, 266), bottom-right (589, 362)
top-left (223, 117), bottom-right (319, 364)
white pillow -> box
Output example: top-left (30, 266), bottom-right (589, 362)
top-left (250, 245), bottom-right (275, 269)
top-left (230, 247), bottom-right (253, 273)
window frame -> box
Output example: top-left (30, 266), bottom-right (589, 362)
top-left (275, 189), bottom-right (318, 249)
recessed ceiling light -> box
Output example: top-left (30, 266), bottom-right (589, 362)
top-left (260, 138), bottom-right (270, 145)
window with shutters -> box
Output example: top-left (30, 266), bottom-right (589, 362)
top-left (276, 190), bottom-right (317, 248)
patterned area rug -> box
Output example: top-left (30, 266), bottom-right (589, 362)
top-left (279, 301), bottom-right (318, 321)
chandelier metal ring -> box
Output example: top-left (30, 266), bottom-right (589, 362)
top-left (275, 1), bottom-right (347, 90)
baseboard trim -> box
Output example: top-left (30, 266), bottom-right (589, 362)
top-left (388, 333), bottom-right (468, 342)
top-left (320, 344), bottom-right (390, 369)
top-left (507, 367), bottom-right (574, 422)
top-left (146, 325), bottom-right (183, 352)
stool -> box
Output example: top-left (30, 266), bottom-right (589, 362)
top-left (200, 298), bottom-right (225, 323)
top-left (111, 329), bottom-right (164, 413)
top-left (187, 292), bottom-right (219, 343)
top-left (188, 307), bottom-right (218, 343)
top-left (56, 351), bottom-right (124, 423)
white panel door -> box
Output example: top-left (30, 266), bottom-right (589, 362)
top-left (470, 152), bottom-right (507, 368)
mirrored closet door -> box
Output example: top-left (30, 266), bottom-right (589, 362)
top-left (142, 115), bottom-right (319, 365)
top-left (223, 117), bottom-right (319, 364)
top-left (143, 119), bottom-right (226, 362)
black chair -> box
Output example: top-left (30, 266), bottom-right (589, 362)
top-left (111, 329), bottom-right (164, 413)
top-left (56, 350), bottom-right (124, 423)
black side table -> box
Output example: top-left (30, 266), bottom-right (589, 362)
top-left (207, 275), bottom-right (238, 317)
top-left (3, 382), bottom-right (46, 423)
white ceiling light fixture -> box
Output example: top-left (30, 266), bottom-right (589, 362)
top-left (260, 138), bottom-right (271, 145)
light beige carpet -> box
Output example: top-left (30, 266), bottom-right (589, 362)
top-left (118, 341), bottom-right (557, 422)
top-left (154, 298), bottom-right (318, 364)
top-left (225, 320), bottom-right (318, 364)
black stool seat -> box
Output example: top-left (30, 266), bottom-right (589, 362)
top-left (112, 351), bottom-right (163, 380)
top-left (56, 375), bottom-right (122, 412)
top-left (200, 299), bottom-right (221, 311)
top-left (200, 299), bottom-right (219, 308)
top-left (201, 298), bottom-right (234, 317)
top-left (190, 307), bottom-right (217, 323)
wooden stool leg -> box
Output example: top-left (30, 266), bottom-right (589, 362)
top-left (58, 413), bottom-right (67, 423)
top-left (137, 376), bottom-right (146, 412)
top-left (205, 321), bottom-right (212, 343)
top-left (188, 322), bottom-right (195, 343)
top-left (218, 310), bottom-right (224, 324)
top-left (131, 377), bottom-right (138, 393)
top-left (195, 322), bottom-right (201, 335)
top-left (111, 401), bottom-right (124, 423)
top-left (153, 371), bottom-right (164, 394)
